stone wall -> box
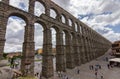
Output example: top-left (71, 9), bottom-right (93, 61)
top-left (0, 0), bottom-right (111, 78)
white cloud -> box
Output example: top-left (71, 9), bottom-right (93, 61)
top-left (52, 0), bottom-right (70, 10)
top-left (9, 0), bottom-right (29, 11)
top-left (4, 0), bottom-right (120, 52)
top-left (34, 23), bottom-right (43, 50)
top-left (4, 43), bottom-right (22, 53)
top-left (104, 30), bottom-right (120, 43)
top-left (4, 16), bottom-right (25, 53)
top-left (51, 28), bottom-right (56, 48)
top-left (4, 17), bottom-right (46, 53)
top-left (66, 0), bottom-right (120, 42)
top-left (4, 0), bottom-right (58, 52)
top-left (34, 1), bottom-right (45, 16)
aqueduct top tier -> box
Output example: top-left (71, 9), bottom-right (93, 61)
top-left (0, 0), bottom-right (112, 42)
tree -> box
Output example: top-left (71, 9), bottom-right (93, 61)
top-left (3, 53), bottom-right (8, 59)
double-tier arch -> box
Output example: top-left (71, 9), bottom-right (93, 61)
top-left (0, 0), bottom-right (112, 78)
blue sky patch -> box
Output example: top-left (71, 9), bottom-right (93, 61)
top-left (78, 13), bottom-right (94, 20)
top-left (78, 11), bottom-right (112, 20)
top-left (106, 24), bottom-right (120, 33)
top-left (101, 12), bottom-right (112, 15)
top-left (18, 2), bottom-right (28, 11)
top-left (19, 2), bottom-right (26, 9)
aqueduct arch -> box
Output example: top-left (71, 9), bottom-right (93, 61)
top-left (0, 0), bottom-right (111, 78)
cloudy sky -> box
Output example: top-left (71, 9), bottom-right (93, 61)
top-left (1, 0), bottom-right (120, 53)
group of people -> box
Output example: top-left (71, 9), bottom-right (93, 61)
top-left (57, 71), bottom-right (69, 79)
top-left (89, 64), bottom-right (102, 70)
top-left (35, 72), bottom-right (42, 79)
top-left (57, 67), bottom-right (81, 79)
top-left (56, 56), bottom-right (114, 79)
top-left (107, 62), bottom-right (116, 69)
top-left (56, 63), bottom-right (104, 79)
top-left (89, 64), bottom-right (104, 79)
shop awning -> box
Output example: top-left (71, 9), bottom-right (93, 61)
top-left (109, 58), bottom-right (120, 63)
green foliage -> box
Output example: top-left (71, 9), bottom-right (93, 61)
top-left (14, 55), bottom-right (22, 59)
top-left (3, 53), bottom-right (8, 59)
top-left (35, 52), bottom-right (38, 55)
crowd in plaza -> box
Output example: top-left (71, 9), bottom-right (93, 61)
top-left (1, 49), bottom-right (120, 79)
top-left (53, 54), bottom-right (117, 79)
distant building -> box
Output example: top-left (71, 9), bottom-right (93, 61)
top-left (112, 40), bottom-right (120, 57)
top-left (6, 52), bottom-right (21, 58)
top-left (36, 48), bottom-right (56, 55)
top-left (6, 48), bottom-right (57, 58)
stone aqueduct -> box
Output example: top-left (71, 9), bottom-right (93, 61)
top-left (0, 0), bottom-right (111, 78)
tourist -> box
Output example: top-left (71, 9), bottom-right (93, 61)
top-left (77, 69), bottom-right (80, 74)
top-left (111, 64), bottom-right (114, 68)
top-left (91, 65), bottom-right (94, 70)
top-left (107, 64), bottom-right (110, 69)
top-left (36, 72), bottom-right (39, 77)
top-left (101, 75), bottom-right (104, 79)
top-left (89, 65), bottom-right (94, 70)
top-left (105, 57), bottom-right (108, 62)
top-left (39, 75), bottom-right (42, 79)
top-left (35, 73), bottom-right (36, 76)
top-left (99, 65), bottom-right (101, 69)
top-left (95, 71), bottom-right (97, 78)
top-left (95, 64), bottom-right (99, 69)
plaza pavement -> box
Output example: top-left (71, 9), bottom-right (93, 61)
top-left (0, 60), bottom-right (13, 79)
top-left (48, 49), bottom-right (120, 79)
top-left (1, 49), bottom-right (120, 79)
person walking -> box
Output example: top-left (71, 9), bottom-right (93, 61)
top-left (107, 64), bottom-right (110, 69)
top-left (89, 65), bottom-right (94, 70)
top-left (39, 73), bottom-right (42, 79)
top-left (91, 65), bottom-right (94, 70)
top-left (98, 64), bottom-right (101, 69)
top-left (105, 57), bottom-right (108, 62)
top-left (95, 71), bottom-right (98, 78)
top-left (77, 69), bottom-right (80, 74)
top-left (101, 75), bottom-right (104, 79)
top-left (36, 72), bottom-right (39, 77)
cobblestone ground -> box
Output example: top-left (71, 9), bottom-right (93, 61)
top-left (35, 49), bottom-right (120, 79)
top-left (1, 49), bottom-right (120, 79)
top-left (52, 49), bottom-right (120, 79)
top-left (0, 60), bottom-right (13, 79)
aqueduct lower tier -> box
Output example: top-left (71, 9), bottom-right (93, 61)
top-left (0, 0), bottom-right (111, 78)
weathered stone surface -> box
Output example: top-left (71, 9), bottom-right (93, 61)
top-left (0, 0), bottom-right (111, 78)
top-left (0, 68), bottom-right (13, 79)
